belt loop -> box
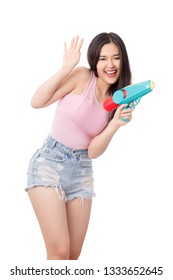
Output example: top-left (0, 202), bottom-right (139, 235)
top-left (48, 137), bottom-right (57, 148)
top-left (52, 140), bottom-right (57, 148)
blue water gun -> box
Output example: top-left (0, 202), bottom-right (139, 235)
top-left (103, 80), bottom-right (155, 114)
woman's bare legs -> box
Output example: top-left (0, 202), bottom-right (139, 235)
top-left (28, 187), bottom-right (92, 260)
top-left (28, 187), bottom-right (70, 260)
top-left (66, 198), bottom-right (92, 260)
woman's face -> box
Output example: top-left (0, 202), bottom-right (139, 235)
top-left (96, 42), bottom-right (120, 85)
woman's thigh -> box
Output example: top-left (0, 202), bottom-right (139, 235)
top-left (28, 187), bottom-right (70, 257)
top-left (66, 198), bottom-right (92, 259)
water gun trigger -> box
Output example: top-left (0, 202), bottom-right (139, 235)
top-left (124, 97), bottom-right (141, 110)
top-left (121, 98), bottom-right (141, 122)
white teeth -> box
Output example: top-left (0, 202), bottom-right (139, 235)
top-left (106, 71), bottom-right (116, 74)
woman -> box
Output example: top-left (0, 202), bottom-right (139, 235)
top-left (26, 32), bottom-right (133, 260)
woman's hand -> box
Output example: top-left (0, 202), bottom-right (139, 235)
top-left (63, 36), bottom-right (84, 69)
top-left (111, 104), bottom-right (133, 127)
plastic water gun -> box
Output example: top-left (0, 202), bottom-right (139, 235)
top-left (103, 80), bottom-right (155, 112)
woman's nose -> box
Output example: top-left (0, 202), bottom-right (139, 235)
top-left (107, 59), bottom-right (114, 67)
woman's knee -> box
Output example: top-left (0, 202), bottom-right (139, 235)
top-left (47, 242), bottom-right (70, 260)
top-left (69, 248), bottom-right (81, 260)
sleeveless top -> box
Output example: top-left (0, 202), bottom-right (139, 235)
top-left (51, 71), bottom-right (109, 149)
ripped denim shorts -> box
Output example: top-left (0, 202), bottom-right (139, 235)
top-left (26, 135), bottom-right (95, 201)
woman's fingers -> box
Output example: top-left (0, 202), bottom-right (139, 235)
top-left (114, 104), bottom-right (133, 124)
top-left (69, 36), bottom-right (83, 50)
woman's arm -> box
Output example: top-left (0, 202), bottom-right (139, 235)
top-left (31, 36), bottom-right (84, 108)
top-left (88, 105), bottom-right (133, 159)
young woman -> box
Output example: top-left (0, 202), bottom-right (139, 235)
top-left (26, 32), bottom-right (133, 260)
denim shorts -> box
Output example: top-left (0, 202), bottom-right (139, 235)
top-left (26, 135), bottom-right (95, 201)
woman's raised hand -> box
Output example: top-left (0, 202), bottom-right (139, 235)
top-left (63, 36), bottom-right (84, 69)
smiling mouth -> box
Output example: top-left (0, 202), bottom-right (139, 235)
top-left (105, 70), bottom-right (117, 77)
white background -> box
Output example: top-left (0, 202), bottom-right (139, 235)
top-left (0, 0), bottom-right (172, 279)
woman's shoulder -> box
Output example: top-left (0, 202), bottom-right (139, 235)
top-left (70, 67), bottom-right (93, 95)
top-left (73, 66), bottom-right (91, 80)
top-left (72, 66), bottom-right (93, 85)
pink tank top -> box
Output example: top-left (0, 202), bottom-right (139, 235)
top-left (51, 72), bottom-right (109, 149)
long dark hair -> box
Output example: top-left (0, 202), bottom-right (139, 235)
top-left (87, 32), bottom-right (132, 119)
